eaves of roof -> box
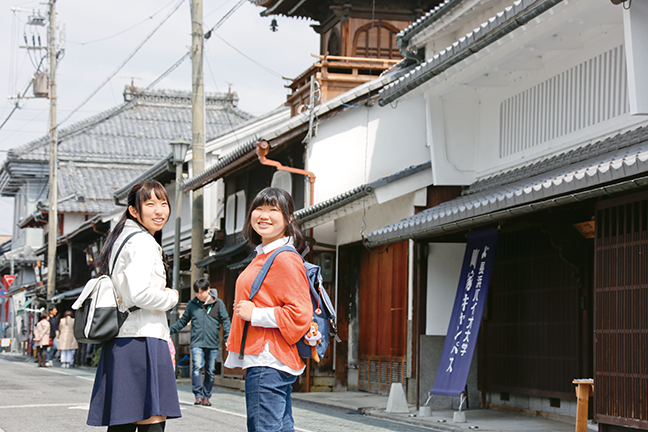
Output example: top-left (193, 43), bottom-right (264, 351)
top-left (379, 0), bottom-right (563, 107)
top-left (366, 126), bottom-right (648, 246)
top-left (294, 161), bottom-right (432, 227)
top-left (396, 0), bottom-right (464, 48)
top-left (33, 214), bottom-right (108, 257)
top-left (183, 139), bottom-right (259, 192)
top-left (195, 241), bottom-right (250, 268)
top-left (184, 72), bottom-right (402, 192)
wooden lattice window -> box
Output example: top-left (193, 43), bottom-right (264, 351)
top-left (595, 193), bottom-right (648, 430)
top-left (353, 21), bottom-right (401, 59)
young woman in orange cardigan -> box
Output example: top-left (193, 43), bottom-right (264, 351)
top-left (225, 187), bottom-right (312, 432)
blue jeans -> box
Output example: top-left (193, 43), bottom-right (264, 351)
top-left (245, 366), bottom-right (298, 432)
top-left (46, 337), bottom-right (58, 361)
top-left (191, 347), bottom-right (218, 399)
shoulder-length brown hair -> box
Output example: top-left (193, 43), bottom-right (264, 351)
top-left (242, 187), bottom-right (304, 250)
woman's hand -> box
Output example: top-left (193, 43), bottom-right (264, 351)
top-left (235, 300), bottom-right (255, 322)
top-left (164, 288), bottom-right (179, 298)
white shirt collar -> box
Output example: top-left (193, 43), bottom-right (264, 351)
top-left (255, 236), bottom-right (294, 256)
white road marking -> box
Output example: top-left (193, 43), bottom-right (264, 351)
top-left (0, 403), bottom-right (85, 409)
top-left (11, 359), bottom-right (95, 381)
top-left (179, 399), bottom-right (316, 432)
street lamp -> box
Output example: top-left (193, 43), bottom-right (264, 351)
top-left (169, 138), bottom-right (189, 364)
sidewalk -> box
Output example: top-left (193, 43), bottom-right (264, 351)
top-left (291, 391), bottom-right (593, 432)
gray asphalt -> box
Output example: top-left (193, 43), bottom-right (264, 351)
top-left (0, 354), bottom-right (438, 432)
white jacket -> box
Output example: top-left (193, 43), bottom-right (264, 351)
top-left (111, 219), bottom-right (178, 341)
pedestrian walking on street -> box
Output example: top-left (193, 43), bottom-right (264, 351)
top-left (225, 187), bottom-right (312, 432)
top-left (169, 277), bottom-right (231, 407)
top-left (58, 310), bottom-right (78, 368)
top-left (33, 313), bottom-right (51, 367)
top-left (46, 306), bottom-right (59, 366)
top-left (86, 181), bottom-right (180, 432)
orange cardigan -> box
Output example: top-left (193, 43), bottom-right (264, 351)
top-left (226, 249), bottom-right (312, 371)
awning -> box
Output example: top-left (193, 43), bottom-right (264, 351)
top-left (226, 252), bottom-right (255, 271)
top-left (367, 125), bottom-right (648, 246)
top-left (50, 286), bottom-right (84, 304)
top-left (16, 297), bottom-right (36, 316)
top-left (195, 241), bottom-right (250, 268)
top-left (295, 162), bottom-right (432, 229)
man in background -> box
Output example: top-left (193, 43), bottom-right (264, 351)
top-left (170, 278), bottom-right (230, 407)
top-left (46, 306), bottom-right (59, 367)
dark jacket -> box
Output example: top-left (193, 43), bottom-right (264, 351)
top-left (169, 289), bottom-right (231, 349)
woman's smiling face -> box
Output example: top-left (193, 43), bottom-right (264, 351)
top-left (251, 203), bottom-right (288, 246)
top-left (129, 190), bottom-right (170, 235)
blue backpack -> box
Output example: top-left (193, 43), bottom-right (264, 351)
top-left (238, 246), bottom-right (339, 363)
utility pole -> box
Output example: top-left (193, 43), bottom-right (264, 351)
top-left (190, 0), bottom-right (205, 285)
top-left (46, 0), bottom-right (58, 300)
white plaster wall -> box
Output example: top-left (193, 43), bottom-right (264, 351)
top-left (426, 242), bottom-right (465, 336)
top-left (312, 221), bottom-right (337, 248)
top-left (62, 214), bottom-right (86, 236)
top-left (12, 180), bottom-right (46, 249)
top-left (422, 0), bottom-right (648, 184)
top-left (307, 95), bottom-right (429, 205)
top-left (335, 193), bottom-right (416, 245)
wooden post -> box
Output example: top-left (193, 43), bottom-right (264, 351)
top-left (573, 379), bottom-right (594, 432)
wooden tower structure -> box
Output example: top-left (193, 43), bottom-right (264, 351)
top-left (254, 0), bottom-right (442, 115)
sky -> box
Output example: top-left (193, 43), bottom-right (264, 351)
top-left (0, 0), bottom-right (319, 237)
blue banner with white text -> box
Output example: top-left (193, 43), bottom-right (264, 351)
top-left (430, 228), bottom-right (498, 396)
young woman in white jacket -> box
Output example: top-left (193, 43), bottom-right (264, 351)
top-left (87, 181), bottom-right (180, 432)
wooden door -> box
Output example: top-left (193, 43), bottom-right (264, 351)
top-left (595, 193), bottom-right (648, 430)
top-left (358, 241), bottom-right (408, 393)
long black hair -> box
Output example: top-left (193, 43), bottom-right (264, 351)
top-left (243, 187), bottom-right (305, 250)
top-left (96, 181), bottom-right (170, 275)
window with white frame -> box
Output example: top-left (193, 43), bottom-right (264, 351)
top-left (225, 190), bottom-right (247, 235)
top-left (235, 190), bottom-right (246, 233)
top-left (225, 194), bottom-right (236, 235)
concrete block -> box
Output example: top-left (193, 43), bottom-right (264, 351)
top-left (529, 396), bottom-right (542, 411)
top-left (312, 376), bottom-right (335, 387)
top-left (453, 411), bottom-right (466, 423)
top-left (386, 383), bottom-right (410, 413)
top-left (309, 385), bottom-right (333, 392)
top-left (419, 406), bottom-right (433, 417)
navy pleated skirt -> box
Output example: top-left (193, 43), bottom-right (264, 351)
top-left (87, 337), bottom-right (182, 426)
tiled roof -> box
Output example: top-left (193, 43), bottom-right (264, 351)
top-left (1, 87), bottom-right (254, 213)
top-left (294, 162), bottom-right (431, 225)
top-left (366, 126), bottom-right (648, 245)
top-left (183, 139), bottom-right (259, 192)
top-left (379, 0), bottom-right (563, 107)
top-left (57, 161), bottom-right (153, 213)
top-left (396, 0), bottom-right (463, 47)
top-left (112, 154), bottom-right (174, 204)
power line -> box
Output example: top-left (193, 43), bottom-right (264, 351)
top-left (0, 55), bottom-right (47, 132)
top-left (204, 0), bottom-right (246, 37)
top-left (212, 33), bottom-right (284, 80)
top-left (68, 0), bottom-right (179, 45)
top-left (145, 0), bottom-right (247, 90)
top-left (57, 0), bottom-right (186, 127)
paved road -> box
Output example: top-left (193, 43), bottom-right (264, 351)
top-left (0, 355), bottom-right (434, 432)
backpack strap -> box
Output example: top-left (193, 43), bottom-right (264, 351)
top-left (110, 231), bottom-right (142, 315)
top-left (238, 245), bottom-right (297, 359)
